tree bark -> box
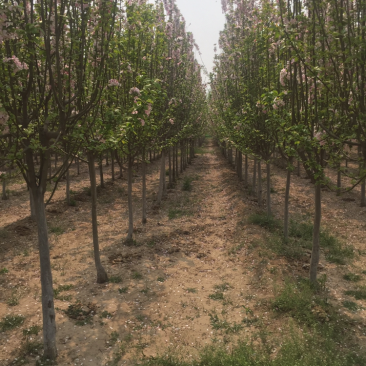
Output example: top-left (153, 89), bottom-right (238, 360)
top-left (257, 160), bottom-right (262, 207)
top-left (175, 144), bottom-right (179, 179)
top-left (238, 152), bottom-right (243, 180)
top-left (142, 149), bottom-right (147, 224)
top-left (310, 183), bottom-right (322, 285)
top-left (180, 143), bottom-right (183, 173)
top-left (32, 187), bottom-right (58, 359)
top-left (172, 146), bottom-right (176, 182)
top-left (66, 169), bottom-right (70, 205)
top-left (336, 163), bottom-right (341, 197)
top-left (127, 155), bottom-right (134, 241)
top-left (2, 175), bottom-right (7, 200)
top-left (157, 150), bottom-right (166, 205)
top-left (99, 158), bottom-right (104, 188)
top-left (87, 152), bottom-right (108, 284)
top-left (252, 157), bottom-right (257, 195)
top-left (284, 167), bottom-right (291, 242)
top-left (266, 163), bottom-right (271, 216)
top-left (111, 150), bottom-right (115, 181)
top-left (244, 155), bottom-right (248, 186)
top-left (168, 147), bottom-right (172, 188)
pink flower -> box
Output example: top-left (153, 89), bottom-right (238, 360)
top-left (129, 87), bottom-right (141, 95)
top-left (169, 118), bottom-right (174, 125)
top-left (280, 68), bottom-right (287, 86)
top-left (145, 103), bottom-right (152, 116)
top-left (139, 118), bottom-right (145, 126)
top-left (132, 110), bottom-right (138, 115)
top-left (108, 79), bottom-right (120, 87)
top-left (3, 55), bottom-right (28, 72)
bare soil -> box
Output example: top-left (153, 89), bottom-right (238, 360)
top-left (0, 140), bottom-right (365, 366)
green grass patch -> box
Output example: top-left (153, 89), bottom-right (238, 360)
top-left (100, 310), bottom-right (113, 319)
top-left (342, 301), bottom-right (359, 312)
top-left (54, 284), bottom-right (73, 301)
top-left (343, 273), bottom-right (362, 282)
top-left (131, 271), bottom-right (143, 280)
top-left (23, 325), bottom-right (42, 337)
top-left (50, 226), bottom-right (64, 235)
top-left (109, 276), bottom-right (122, 283)
top-left (186, 288), bottom-right (197, 293)
top-left (208, 292), bottom-right (224, 301)
top-left (157, 277), bottom-right (165, 282)
top-left (248, 213), bottom-right (281, 232)
top-left (345, 287), bottom-right (366, 300)
top-left (118, 287), bottom-right (128, 294)
top-left (168, 208), bottom-right (192, 220)
top-left (0, 315), bottom-right (25, 332)
top-left (0, 267), bottom-right (8, 274)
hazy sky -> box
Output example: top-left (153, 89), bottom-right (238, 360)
top-left (175, 0), bottom-right (226, 78)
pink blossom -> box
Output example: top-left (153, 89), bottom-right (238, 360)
top-left (169, 118), bottom-right (174, 125)
top-left (108, 79), bottom-right (120, 87)
top-left (129, 87), bottom-right (141, 96)
top-left (280, 68), bottom-right (287, 86)
top-left (145, 103), bottom-right (152, 116)
top-left (132, 110), bottom-right (138, 115)
top-left (3, 55), bottom-right (28, 72)
top-left (139, 118), bottom-right (145, 126)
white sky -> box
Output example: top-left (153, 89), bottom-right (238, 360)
top-left (175, 0), bottom-right (226, 78)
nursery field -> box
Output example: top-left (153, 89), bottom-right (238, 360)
top-left (1, 140), bottom-right (366, 366)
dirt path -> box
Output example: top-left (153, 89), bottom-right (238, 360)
top-left (1, 139), bottom-right (366, 366)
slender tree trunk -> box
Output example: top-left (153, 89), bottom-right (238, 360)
top-left (111, 150), bottom-right (115, 181)
top-left (66, 169), bottom-right (70, 205)
top-left (337, 163), bottom-right (341, 197)
top-left (168, 148), bottom-right (172, 188)
top-left (2, 175), bottom-right (7, 200)
top-left (87, 152), bottom-right (108, 283)
top-left (361, 160), bottom-right (366, 206)
top-left (238, 152), bottom-right (243, 180)
top-left (258, 160), bottom-right (262, 207)
top-left (105, 151), bottom-right (109, 167)
top-left (32, 187), bottom-right (57, 359)
top-left (76, 157), bottom-right (80, 176)
top-left (180, 143), bottom-right (183, 173)
top-left (297, 159), bottom-right (301, 177)
top-left (310, 183), bottom-right (322, 285)
top-left (252, 157), bottom-right (257, 195)
top-left (127, 155), bottom-right (134, 241)
top-left (99, 158), bottom-right (104, 188)
top-left (266, 163), bottom-right (271, 216)
top-left (142, 149), bottom-right (147, 224)
top-left (29, 186), bottom-right (36, 220)
top-left (157, 150), bottom-right (166, 205)
top-left (176, 144), bottom-right (179, 179)
top-left (115, 151), bottom-right (123, 179)
top-left (55, 154), bottom-right (58, 169)
top-left (172, 146), bottom-right (176, 182)
top-left (244, 155), bottom-right (248, 186)
top-left (284, 167), bottom-right (291, 242)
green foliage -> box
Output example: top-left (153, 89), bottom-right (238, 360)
top-left (131, 271), bottom-right (143, 280)
top-left (182, 176), bottom-right (194, 191)
top-left (23, 325), bottom-right (42, 337)
top-left (0, 267), bottom-right (8, 274)
top-left (118, 287), bottom-right (129, 294)
top-left (208, 292), bottom-right (224, 301)
top-left (345, 287), bottom-right (366, 300)
top-left (342, 301), bottom-right (359, 312)
top-left (50, 226), bottom-right (64, 235)
top-left (343, 273), bottom-right (362, 282)
top-left (109, 276), bottom-right (122, 284)
top-left (157, 277), bottom-right (165, 282)
top-left (248, 213), bottom-right (281, 232)
top-left (54, 284), bottom-right (73, 301)
top-left (0, 315), bottom-right (25, 332)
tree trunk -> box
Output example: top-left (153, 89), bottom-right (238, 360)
top-left (244, 155), bottom-right (248, 186)
top-left (99, 158), bottom-right (104, 188)
top-left (126, 155), bottom-right (134, 241)
top-left (266, 163), bottom-right (271, 216)
top-left (111, 150), bottom-right (115, 181)
top-left (105, 151), bottom-right (109, 167)
top-left (310, 183), bottom-right (322, 285)
top-left (238, 152), bottom-right (243, 181)
top-left (2, 175), bottom-right (7, 200)
top-left (297, 159), bottom-right (301, 176)
top-left (87, 153), bottom-right (108, 283)
top-left (76, 157), bottom-right (80, 176)
top-left (175, 144), bottom-right (179, 179)
top-left (157, 150), bottom-right (166, 205)
top-left (284, 167), bottom-right (291, 242)
top-left (361, 160), bottom-right (366, 206)
top-left (258, 160), bottom-right (262, 207)
top-left (55, 154), bottom-right (58, 169)
top-left (32, 187), bottom-right (58, 359)
top-left (66, 169), bottom-right (70, 205)
top-left (180, 143), bottom-right (183, 173)
top-left (252, 157), bottom-right (257, 195)
top-left (336, 163), bottom-right (341, 197)
top-left (142, 149), bottom-right (147, 224)
top-left (168, 148), bottom-right (172, 188)
top-left (172, 146), bottom-right (176, 183)
top-left (29, 187), bottom-right (36, 220)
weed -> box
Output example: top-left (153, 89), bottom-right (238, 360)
top-left (248, 213), bottom-right (281, 232)
top-left (109, 276), bottom-right (122, 283)
top-left (100, 311), bottom-right (113, 319)
top-left (0, 315), bottom-right (25, 332)
top-left (7, 294), bottom-right (19, 306)
top-left (209, 292), bottom-right (224, 301)
top-left (132, 271), bottom-right (143, 280)
top-left (186, 288), bottom-right (197, 293)
top-left (214, 283), bottom-right (230, 292)
top-left (118, 287), bottom-right (128, 294)
top-left (157, 277), bottom-right (165, 282)
top-left (54, 284), bottom-right (73, 300)
top-left (20, 339), bottom-right (43, 356)
top-left (141, 288), bottom-right (150, 294)
top-left (182, 176), bottom-right (193, 191)
top-left (68, 198), bottom-right (77, 207)
top-left (23, 325), bottom-right (42, 336)
top-left (343, 273), bottom-right (362, 282)
top-left (109, 331), bottom-right (119, 346)
top-left (342, 301), bottom-right (358, 312)
top-left (345, 287), bottom-right (366, 300)
top-left (168, 208), bottom-right (192, 220)
top-left (209, 313), bottom-right (243, 334)
top-left (0, 267), bottom-right (8, 274)
top-left (50, 226), bottom-right (64, 235)
top-left (228, 242), bottom-right (245, 255)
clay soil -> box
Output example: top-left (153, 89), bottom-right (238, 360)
top-left (0, 140), bottom-right (366, 366)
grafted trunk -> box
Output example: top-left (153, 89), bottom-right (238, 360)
top-left (257, 160), bottom-right (262, 207)
top-left (142, 149), bottom-right (147, 224)
top-left (252, 157), bottom-right (257, 195)
top-left (87, 152), bottom-right (108, 284)
top-left (157, 150), bottom-right (166, 205)
top-left (310, 183), bottom-right (322, 284)
top-left (284, 167), bottom-right (291, 242)
top-left (127, 155), bottom-right (134, 241)
top-left (266, 163), bottom-right (271, 216)
top-left (32, 187), bottom-right (57, 359)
